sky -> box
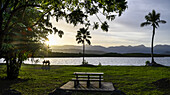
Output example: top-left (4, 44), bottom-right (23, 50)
top-left (47, 0), bottom-right (170, 47)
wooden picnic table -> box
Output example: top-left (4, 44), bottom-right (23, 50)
top-left (72, 72), bottom-right (104, 88)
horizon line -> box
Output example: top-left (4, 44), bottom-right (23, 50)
top-left (49, 44), bottom-right (170, 48)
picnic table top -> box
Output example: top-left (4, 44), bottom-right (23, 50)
top-left (74, 72), bottom-right (104, 75)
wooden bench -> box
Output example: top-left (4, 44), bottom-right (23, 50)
top-left (72, 72), bottom-right (104, 88)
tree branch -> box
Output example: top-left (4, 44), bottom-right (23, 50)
top-left (4, 4), bottom-right (42, 32)
top-left (0, 0), bottom-right (10, 32)
top-left (31, 7), bottom-right (54, 27)
top-left (95, 14), bottom-right (103, 24)
top-left (0, 0), bottom-right (10, 13)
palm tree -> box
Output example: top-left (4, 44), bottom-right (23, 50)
top-left (76, 28), bottom-right (91, 64)
top-left (141, 10), bottom-right (166, 64)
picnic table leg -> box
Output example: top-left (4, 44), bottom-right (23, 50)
top-left (74, 75), bottom-right (79, 88)
top-left (87, 75), bottom-right (90, 88)
top-left (74, 80), bottom-right (77, 88)
top-left (99, 75), bottom-right (101, 88)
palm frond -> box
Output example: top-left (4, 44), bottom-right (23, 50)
top-left (86, 32), bottom-right (90, 35)
top-left (87, 36), bottom-right (92, 38)
top-left (140, 22), bottom-right (151, 27)
top-left (76, 27), bottom-right (91, 45)
top-left (86, 39), bottom-right (91, 45)
top-left (76, 35), bottom-right (82, 38)
top-left (155, 22), bottom-right (159, 27)
top-left (152, 23), bottom-right (158, 28)
top-left (145, 15), bottom-right (151, 21)
top-left (156, 13), bottom-right (160, 19)
top-left (148, 12), bottom-right (152, 19)
top-left (158, 20), bottom-right (166, 24)
top-left (76, 38), bottom-right (82, 41)
top-left (152, 10), bottom-right (156, 16)
top-left (77, 40), bottom-right (82, 44)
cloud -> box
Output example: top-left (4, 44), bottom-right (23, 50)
top-left (49, 0), bottom-right (170, 47)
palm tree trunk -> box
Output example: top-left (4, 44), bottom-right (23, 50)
top-left (83, 42), bottom-right (85, 64)
top-left (151, 27), bottom-right (155, 63)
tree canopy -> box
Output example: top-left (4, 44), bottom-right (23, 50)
top-left (0, 0), bottom-right (127, 79)
top-left (0, 0), bottom-right (128, 52)
top-left (141, 10), bottom-right (166, 28)
top-left (0, 0), bottom-right (128, 41)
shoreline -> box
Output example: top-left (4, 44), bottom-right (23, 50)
top-left (0, 63), bottom-right (169, 67)
top-left (26, 56), bottom-right (170, 58)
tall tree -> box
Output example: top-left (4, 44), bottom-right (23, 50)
top-left (1, 7), bottom-right (51, 79)
top-left (76, 28), bottom-right (91, 64)
top-left (0, 0), bottom-right (127, 79)
top-left (141, 10), bottom-right (166, 64)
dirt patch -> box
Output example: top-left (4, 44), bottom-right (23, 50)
top-left (0, 78), bottom-right (30, 95)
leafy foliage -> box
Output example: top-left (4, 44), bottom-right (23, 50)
top-left (101, 21), bottom-right (109, 32)
top-left (141, 10), bottom-right (166, 28)
top-left (0, 0), bottom-right (127, 79)
top-left (76, 28), bottom-right (91, 45)
top-left (1, 0), bottom-right (128, 54)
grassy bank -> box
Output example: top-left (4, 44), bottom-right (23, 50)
top-left (0, 64), bottom-right (170, 95)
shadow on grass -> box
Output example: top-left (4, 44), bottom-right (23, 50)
top-left (152, 78), bottom-right (170, 89)
top-left (49, 89), bottom-right (126, 95)
top-left (0, 77), bottom-right (30, 95)
top-left (76, 64), bottom-right (97, 67)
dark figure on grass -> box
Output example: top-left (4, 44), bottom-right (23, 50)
top-left (42, 60), bottom-right (50, 70)
top-left (43, 60), bottom-right (50, 66)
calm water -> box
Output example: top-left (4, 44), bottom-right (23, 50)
top-left (1, 57), bottom-right (169, 66)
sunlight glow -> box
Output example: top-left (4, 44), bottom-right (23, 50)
top-left (45, 40), bottom-right (50, 46)
top-left (45, 35), bottom-right (57, 46)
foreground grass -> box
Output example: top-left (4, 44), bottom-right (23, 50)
top-left (0, 64), bottom-right (170, 95)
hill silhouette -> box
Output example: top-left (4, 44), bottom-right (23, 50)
top-left (51, 45), bottom-right (170, 54)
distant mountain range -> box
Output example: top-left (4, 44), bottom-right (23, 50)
top-left (50, 45), bottom-right (170, 54)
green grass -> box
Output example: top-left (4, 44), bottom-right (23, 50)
top-left (0, 64), bottom-right (170, 95)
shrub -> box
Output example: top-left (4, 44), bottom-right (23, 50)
top-left (82, 60), bottom-right (88, 65)
top-left (98, 62), bottom-right (102, 66)
top-left (145, 60), bottom-right (151, 66)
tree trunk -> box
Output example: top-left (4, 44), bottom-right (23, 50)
top-left (0, 32), bottom-right (4, 56)
top-left (6, 57), bottom-right (10, 77)
top-left (0, 5), bottom-right (4, 55)
top-left (7, 64), bottom-right (20, 79)
top-left (151, 27), bottom-right (155, 64)
top-left (18, 53), bottom-right (22, 68)
top-left (83, 42), bottom-right (85, 64)
top-left (6, 55), bottom-right (20, 79)
top-left (0, 29), bottom-right (4, 57)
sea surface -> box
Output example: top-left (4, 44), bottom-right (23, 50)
top-left (1, 57), bottom-right (169, 66)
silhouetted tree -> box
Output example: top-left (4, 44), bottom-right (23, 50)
top-left (141, 10), bottom-right (166, 64)
top-left (0, 0), bottom-right (127, 79)
top-left (76, 28), bottom-right (91, 64)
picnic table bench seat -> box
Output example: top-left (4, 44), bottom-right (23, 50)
top-left (72, 78), bottom-right (104, 81)
top-left (72, 72), bottom-right (104, 88)
top-left (74, 76), bottom-right (103, 78)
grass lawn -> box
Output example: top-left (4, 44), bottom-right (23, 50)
top-left (0, 64), bottom-right (170, 95)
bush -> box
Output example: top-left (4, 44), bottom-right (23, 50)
top-left (82, 60), bottom-right (88, 65)
top-left (145, 60), bottom-right (151, 66)
top-left (98, 62), bottom-right (102, 66)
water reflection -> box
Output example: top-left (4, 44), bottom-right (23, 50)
top-left (0, 57), bottom-right (170, 66)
